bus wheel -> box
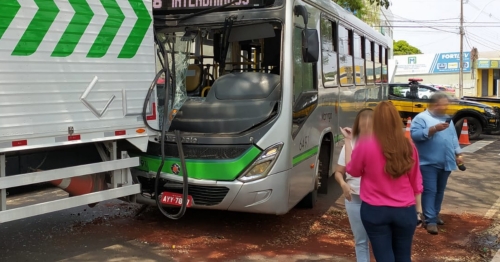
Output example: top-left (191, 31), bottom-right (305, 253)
top-left (299, 144), bottom-right (329, 208)
top-left (317, 143), bottom-right (330, 195)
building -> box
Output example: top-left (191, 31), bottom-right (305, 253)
top-left (389, 50), bottom-right (500, 98)
top-left (475, 51), bottom-right (500, 97)
top-left (389, 52), bottom-right (476, 96)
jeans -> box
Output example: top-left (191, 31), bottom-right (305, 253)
top-left (420, 165), bottom-right (451, 225)
top-left (345, 194), bottom-right (370, 262)
top-left (360, 202), bottom-right (417, 262)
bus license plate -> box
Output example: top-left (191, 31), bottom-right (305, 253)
top-left (160, 192), bottom-right (194, 207)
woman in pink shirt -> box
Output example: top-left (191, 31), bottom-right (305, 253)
top-left (343, 101), bottom-right (423, 262)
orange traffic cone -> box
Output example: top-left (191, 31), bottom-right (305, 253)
top-left (459, 119), bottom-right (471, 145)
top-left (405, 117), bottom-right (412, 139)
top-left (51, 173), bottom-right (108, 207)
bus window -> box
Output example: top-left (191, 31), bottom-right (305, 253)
top-left (339, 25), bottom-right (354, 86)
top-left (292, 26), bottom-right (314, 102)
top-left (353, 33), bottom-right (364, 85)
top-left (381, 47), bottom-right (388, 83)
top-left (154, 22), bottom-right (283, 100)
top-left (385, 48), bottom-right (389, 65)
top-left (379, 45), bottom-right (383, 64)
top-left (365, 39), bottom-right (374, 84)
top-left (292, 26), bottom-right (317, 136)
top-left (374, 43), bottom-right (382, 83)
top-left (320, 16), bottom-right (338, 88)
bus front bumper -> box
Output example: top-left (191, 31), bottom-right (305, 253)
top-left (132, 169), bottom-right (290, 215)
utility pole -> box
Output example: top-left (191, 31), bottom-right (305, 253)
top-left (459, 0), bottom-right (464, 98)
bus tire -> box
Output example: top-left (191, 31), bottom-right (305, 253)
top-left (299, 144), bottom-right (329, 208)
top-left (317, 142), bottom-right (330, 195)
top-left (455, 117), bottom-right (482, 140)
top-left (299, 186), bottom-right (317, 209)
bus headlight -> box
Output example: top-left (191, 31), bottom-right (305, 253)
top-left (238, 142), bottom-right (284, 183)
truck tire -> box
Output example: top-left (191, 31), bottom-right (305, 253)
top-left (455, 117), bottom-right (482, 140)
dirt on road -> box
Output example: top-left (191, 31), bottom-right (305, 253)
top-left (3, 138), bottom-right (500, 262)
top-left (66, 200), bottom-right (495, 262)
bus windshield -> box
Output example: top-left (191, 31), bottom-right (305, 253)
top-left (155, 21), bottom-right (283, 133)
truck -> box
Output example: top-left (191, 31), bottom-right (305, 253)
top-left (0, 0), bottom-right (391, 222)
top-left (389, 79), bottom-right (500, 140)
top-left (0, 0), bottom-right (159, 223)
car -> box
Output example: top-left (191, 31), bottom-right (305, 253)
top-left (394, 87), bottom-right (433, 99)
top-left (389, 78), bottom-right (500, 140)
top-left (429, 84), bottom-right (456, 97)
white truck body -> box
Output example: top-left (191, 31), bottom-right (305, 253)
top-left (0, 0), bottom-right (157, 223)
top-left (0, 0), bottom-right (157, 153)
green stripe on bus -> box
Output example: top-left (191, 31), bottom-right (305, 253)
top-left (133, 146), bottom-right (261, 181)
top-left (292, 146), bottom-right (318, 166)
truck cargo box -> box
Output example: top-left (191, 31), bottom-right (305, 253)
top-left (0, 0), bottom-right (157, 153)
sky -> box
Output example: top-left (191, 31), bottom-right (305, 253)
top-left (388, 0), bottom-right (500, 55)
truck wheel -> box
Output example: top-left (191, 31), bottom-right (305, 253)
top-left (455, 117), bottom-right (482, 140)
top-left (299, 144), bottom-right (330, 208)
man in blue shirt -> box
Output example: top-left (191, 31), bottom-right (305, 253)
top-left (410, 92), bottom-right (464, 235)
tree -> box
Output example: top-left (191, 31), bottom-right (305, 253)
top-left (393, 40), bottom-right (423, 55)
top-left (335, 0), bottom-right (390, 17)
top-left (370, 0), bottom-right (390, 9)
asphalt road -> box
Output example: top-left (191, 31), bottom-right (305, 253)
top-left (0, 135), bottom-right (499, 262)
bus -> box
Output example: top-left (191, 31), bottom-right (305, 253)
top-left (132, 0), bottom-right (391, 216)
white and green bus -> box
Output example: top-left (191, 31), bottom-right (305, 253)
top-left (132, 0), bottom-right (391, 217)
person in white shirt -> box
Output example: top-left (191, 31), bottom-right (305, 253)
top-left (334, 108), bottom-right (373, 262)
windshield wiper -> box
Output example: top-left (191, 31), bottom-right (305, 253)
top-left (155, 0), bottom-right (240, 22)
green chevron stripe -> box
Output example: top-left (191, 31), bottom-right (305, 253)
top-left (0, 0), bottom-right (21, 39)
top-left (3, 0), bottom-right (152, 58)
top-left (52, 0), bottom-right (94, 57)
top-left (87, 0), bottom-right (125, 58)
top-left (118, 0), bottom-right (151, 58)
top-left (12, 0), bottom-right (60, 56)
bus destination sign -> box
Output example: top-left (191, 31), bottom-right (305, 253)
top-left (152, 0), bottom-right (264, 10)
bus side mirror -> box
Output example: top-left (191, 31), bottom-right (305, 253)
top-left (302, 29), bottom-right (319, 63)
top-left (294, 5), bottom-right (308, 25)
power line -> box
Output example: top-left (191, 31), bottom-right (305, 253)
top-left (465, 0), bottom-right (500, 24)
top-left (418, 35), bottom-right (456, 47)
top-left (387, 21), bottom-right (500, 24)
top-left (385, 13), bottom-right (460, 33)
top-left (465, 32), bottom-right (500, 51)
top-left (466, 31), bottom-right (500, 50)
top-left (464, 29), bottom-right (473, 50)
top-left (466, 34), bottom-right (499, 51)
top-left (395, 30), bottom-right (459, 33)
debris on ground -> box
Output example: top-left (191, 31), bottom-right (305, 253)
top-left (67, 205), bottom-right (496, 262)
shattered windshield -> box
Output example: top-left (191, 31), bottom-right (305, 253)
top-left (154, 22), bottom-right (282, 131)
top-left (156, 32), bottom-right (191, 130)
